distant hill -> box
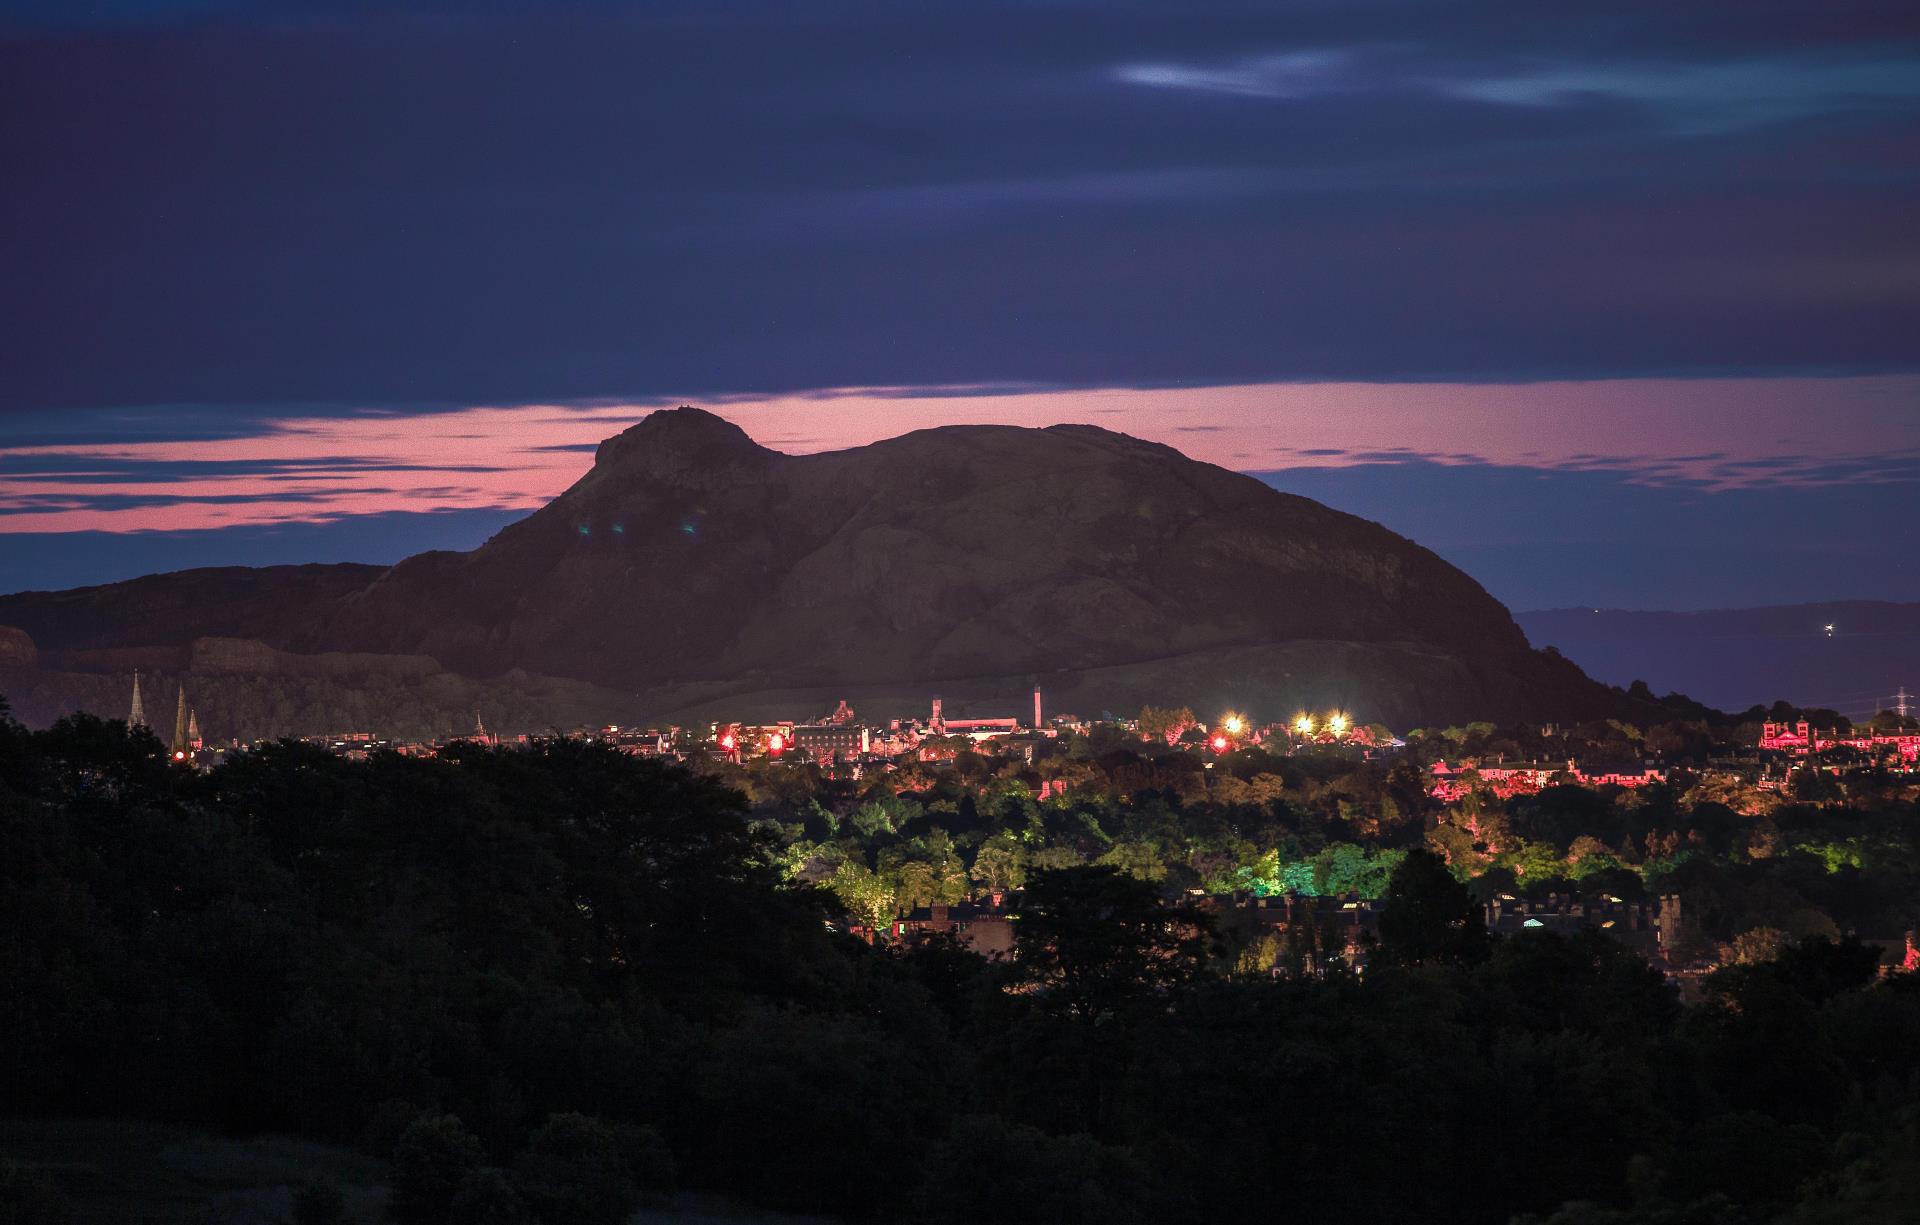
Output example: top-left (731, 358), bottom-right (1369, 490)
top-left (1519, 602), bottom-right (1920, 717)
top-left (1, 409), bottom-right (1648, 737)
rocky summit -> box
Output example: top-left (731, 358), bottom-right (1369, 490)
top-left (0, 408), bottom-right (1632, 737)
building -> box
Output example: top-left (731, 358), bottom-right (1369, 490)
top-left (1207, 892), bottom-right (1383, 976)
top-left (1429, 759), bottom-right (1667, 802)
top-left (169, 686), bottom-right (194, 758)
top-left (1429, 760), bottom-right (1559, 801)
top-left (1760, 720), bottom-right (1920, 762)
top-left (599, 726), bottom-right (675, 756)
top-left (790, 723), bottom-right (870, 762)
top-left (1484, 892), bottom-right (1666, 956)
top-left (940, 718), bottom-right (1020, 741)
top-left (890, 898), bottom-right (1017, 957)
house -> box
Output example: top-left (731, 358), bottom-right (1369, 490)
top-left (891, 897), bottom-right (1018, 957)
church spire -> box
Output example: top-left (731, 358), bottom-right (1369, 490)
top-left (129, 671), bottom-right (147, 728)
top-left (186, 707), bottom-right (202, 751)
top-left (171, 686), bottom-right (190, 755)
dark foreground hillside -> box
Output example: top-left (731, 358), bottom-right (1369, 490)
top-left (3, 708), bottom-right (1918, 1224)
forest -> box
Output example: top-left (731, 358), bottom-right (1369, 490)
top-left (2, 699), bottom-right (1918, 1224)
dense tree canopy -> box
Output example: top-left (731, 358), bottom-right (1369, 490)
top-left (2, 703), bottom-right (1918, 1224)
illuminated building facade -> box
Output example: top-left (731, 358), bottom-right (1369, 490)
top-left (1760, 721), bottom-right (1920, 762)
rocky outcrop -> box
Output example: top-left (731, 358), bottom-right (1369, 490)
top-left (0, 625), bottom-right (36, 667)
top-left (0, 409), bottom-right (1640, 731)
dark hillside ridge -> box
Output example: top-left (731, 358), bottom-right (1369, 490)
top-left (1, 409), bottom-right (1647, 735)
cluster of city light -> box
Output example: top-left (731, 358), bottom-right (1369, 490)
top-left (1208, 712), bottom-right (1248, 754)
top-left (1292, 712), bottom-right (1351, 738)
top-left (1208, 708), bottom-right (1358, 753)
top-left (715, 727), bottom-right (785, 756)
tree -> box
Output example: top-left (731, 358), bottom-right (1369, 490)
top-left (1376, 849), bottom-right (1490, 967)
top-left (448, 1168), bottom-right (531, 1225)
top-left (829, 860), bottom-right (898, 932)
top-left (1136, 706), bottom-right (1198, 746)
top-left (510, 1113), bottom-right (641, 1225)
top-left (389, 1115), bottom-right (486, 1225)
top-left (1012, 865), bottom-right (1213, 1022)
top-left (892, 859), bottom-right (939, 910)
top-left (913, 1115), bottom-right (1144, 1224)
top-left (291, 1183), bottom-right (351, 1225)
top-left (1712, 935), bottom-right (1883, 1005)
top-left (0, 1161), bottom-right (74, 1225)
top-left (1720, 927), bottom-right (1791, 967)
top-left (972, 836), bottom-right (1024, 895)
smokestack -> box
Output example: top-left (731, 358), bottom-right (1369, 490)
top-left (931, 696), bottom-right (944, 732)
top-left (1033, 684), bottom-right (1043, 729)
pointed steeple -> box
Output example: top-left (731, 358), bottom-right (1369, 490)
top-left (172, 686), bottom-right (189, 754)
top-left (187, 708), bottom-right (202, 750)
top-left (129, 671), bottom-right (147, 728)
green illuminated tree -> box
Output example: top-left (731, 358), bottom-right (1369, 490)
top-left (828, 860), bottom-right (898, 932)
top-left (972, 836), bottom-right (1024, 894)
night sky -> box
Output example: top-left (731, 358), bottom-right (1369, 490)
top-left (2, 1), bottom-right (1917, 610)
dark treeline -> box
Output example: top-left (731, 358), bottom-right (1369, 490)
top-left (3, 706), bottom-right (1919, 1224)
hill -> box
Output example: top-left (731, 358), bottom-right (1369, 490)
top-left (0, 409), bottom-right (1639, 736)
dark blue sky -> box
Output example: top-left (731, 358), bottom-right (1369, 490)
top-left (1, 0), bottom-right (1917, 611)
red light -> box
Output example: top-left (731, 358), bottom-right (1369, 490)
top-left (768, 733), bottom-right (785, 755)
top-left (172, 751), bottom-right (187, 761)
top-left (1210, 734), bottom-right (1229, 753)
top-left (719, 732), bottom-right (736, 751)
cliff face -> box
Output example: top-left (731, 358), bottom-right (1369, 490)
top-left (0, 409), bottom-right (1629, 732)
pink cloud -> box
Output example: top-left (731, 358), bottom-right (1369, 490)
top-left (2, 376), bottom-right (1914, 533)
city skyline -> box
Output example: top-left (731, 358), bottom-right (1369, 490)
top-left (4, 8), bottom-right (1919, 1221)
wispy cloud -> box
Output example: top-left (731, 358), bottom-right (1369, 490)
top-left (3, 376), bottom-right (1914, 533)
top-left (1114, 47), bottom-right (1920, 135)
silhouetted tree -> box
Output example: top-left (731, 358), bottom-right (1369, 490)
top-left (1376, 849), bottom-right (1490, 967)
top-left (1013, 865), bottom-right (1214, 1022)
top-left (510, 1114), bottom-right (637, 1225)
top-left (389, 1116), bottom-right (486, 1225)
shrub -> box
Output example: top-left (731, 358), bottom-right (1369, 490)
top-left (510, 1114), bottom-right (638, 1225)
top-left (448, 1168), bottom-right (531, 1225)
top-left (389, 1115), bottom-right (486, 1225)
top-left (915, 1115), bottom-right (1144, 1225)
top-left (0, 1162), bottom-right (74, 1225)
top-left (291, 1182), bottom-right (349, 1225)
